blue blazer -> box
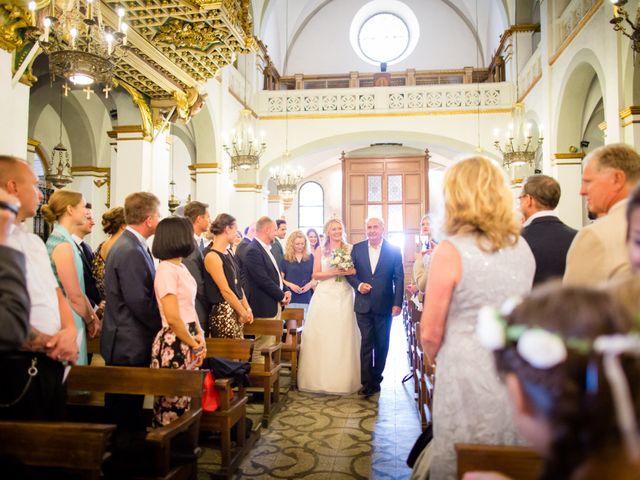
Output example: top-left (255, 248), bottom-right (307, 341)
top-left (347, 240), bottom-right (404, 316)
top-left (101, 229), bottom-right (161, 366)
top-left (243, 239), bottom-right (285, 318)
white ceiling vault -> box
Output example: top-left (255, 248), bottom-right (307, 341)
top-left (253, 0), bottom-right (510, 75)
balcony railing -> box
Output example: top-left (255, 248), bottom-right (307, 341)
top-left (270, 67), bottom-right (491, 91)
top-left (258, 82), bottom-right (513, 116)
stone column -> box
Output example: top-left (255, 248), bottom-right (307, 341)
top-left (188, 162), bottom-right (223, 208)
top-left (0, 50), bottom-right (30, 158)
top-left (233, 183), bottom-right (267, 228)
top-left (267, 194), bottom-right (281, 220)
top-left (107, 125), bottom-right (152, 208)
top-left (553, 152), bottom-right (585, 230)
top-left (620, 107), bottom-right (640, 149)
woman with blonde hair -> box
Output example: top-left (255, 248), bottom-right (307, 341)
top-left (92, 206), bottom-right (126, 300)
top-left (43, 190), bottom-right (101, 366)
top-left (297, 218), bottom-right (361, 394)
top-left (281, 229), bottom-right (315, 307)
top-left (419, 156), bottom-right (534, 479)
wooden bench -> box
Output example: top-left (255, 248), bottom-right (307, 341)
top-left (67, 365), bottom-right (206, 480)
top-left (455, 443), bottom-right (543, 480)
top-left (0, 420), bottom-right (115, 480)
top-left (201, 338), bottom-right (258, 479)
top-left (243, 319), bottom-right (283, 426)
top-left (281, 307), bottom-right (305, 388)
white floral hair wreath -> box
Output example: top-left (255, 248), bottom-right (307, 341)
top-left (477, 296), bottom-right (640, 461)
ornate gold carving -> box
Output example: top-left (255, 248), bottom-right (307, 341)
top-left (104, 0), bottom-right (252, 97)
top-left (114, 79), bottom-right (153, 141)
top-left (0, 2), bottom-right (30, 52)
top-left (154, 18), bottom-right (224, 51)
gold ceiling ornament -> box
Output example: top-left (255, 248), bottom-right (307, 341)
top-left (104, 0), bottom-right (252, 84)
top-left (113, 78), bottom-right (153, 140)
top-left (154, 18), bottom-right (224, 52)
top-left (0, 2), bottom-right (31, 51)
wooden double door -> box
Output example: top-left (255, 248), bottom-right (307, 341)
top-left (341, 154), bottom-right (430, 281)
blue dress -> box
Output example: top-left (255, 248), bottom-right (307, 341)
top-left (281, 254), bottom-right (314, 305)
top-left (46, 224), bottom-right (88, 365)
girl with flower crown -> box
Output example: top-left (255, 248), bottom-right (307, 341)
top-left (469, 285), bottom-right (640, 480)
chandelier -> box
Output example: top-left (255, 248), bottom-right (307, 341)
top-left (610, 0), bottom-right (640, 56)
top-left (493, 103), bottom-right (543, 182)
top-left (27, 0), bottom-right (128, 97)
top-left (269, 0), bottom-right (303, 202)
top-left (223, 108), bottom-right (266, 171)
top-left (47, 92), bottom-right (73, 189)
top-left (270, 154), bottom-right (303, 201)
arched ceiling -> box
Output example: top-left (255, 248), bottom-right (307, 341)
top-left (255, 0), bottom-right (509, 75)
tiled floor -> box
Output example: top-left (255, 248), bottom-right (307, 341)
top-left (198, 318), bottom-right (422, 479)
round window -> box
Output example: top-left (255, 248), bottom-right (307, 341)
top-left (358, 13), bottom-right (410, 64)
top-left (350, 1), bottom-right (419, 67)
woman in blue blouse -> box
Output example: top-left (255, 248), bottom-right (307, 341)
top-left (43, 190), bottom-right (100, 365)
top-left (281, 230), bottom-right (315, 308)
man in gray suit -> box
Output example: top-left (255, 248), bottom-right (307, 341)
top-left (182, 201), bottom-right (211, 332)
top-left (101, 192), bottom-right (162, 429)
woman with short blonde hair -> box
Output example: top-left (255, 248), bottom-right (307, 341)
top-left (420, 156), bottom-right (535, 479)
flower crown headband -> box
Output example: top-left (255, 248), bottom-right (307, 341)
top-left (477, 297), bottom-right (640, 461)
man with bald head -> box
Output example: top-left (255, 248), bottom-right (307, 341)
top-left (0, 156), bottom-right (78, 420)
top-left (564, 143), bottom-right (640, 286)
top-left (347, 216), bottom-right (404, 397)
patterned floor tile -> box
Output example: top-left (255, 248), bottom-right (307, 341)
top-left (199, 319), bottom-right (418, 479)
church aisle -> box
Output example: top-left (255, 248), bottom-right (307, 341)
top-left (200, 318), bottom-right (421, 479)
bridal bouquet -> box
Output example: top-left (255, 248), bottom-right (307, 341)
top-left (330, 248), bottom-right (354, 282)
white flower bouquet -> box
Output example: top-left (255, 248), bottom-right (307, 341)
top-left (330, 248), bottom-right (354, 282)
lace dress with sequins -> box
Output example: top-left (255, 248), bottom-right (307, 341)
top-left (429, 235), bottom-right (535, 480)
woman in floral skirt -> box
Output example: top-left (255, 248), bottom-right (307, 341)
top-left (150, 216), bottom-right (206, 426)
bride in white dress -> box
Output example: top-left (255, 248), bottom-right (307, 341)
top-left (297, 218), bottom-right (361, 395)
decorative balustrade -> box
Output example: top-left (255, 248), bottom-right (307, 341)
top-left (258, 82), bottom-right (514, 116)
top-left (555, 0), bottom-right (602, 53)
top-left (518, 46), bottom-right (542, 100)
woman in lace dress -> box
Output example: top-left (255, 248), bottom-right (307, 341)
top-left (420, 156), bottom-right (535, 479)
top-left (297, 218), bottom-right (361, 395)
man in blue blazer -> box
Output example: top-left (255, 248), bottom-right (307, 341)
top-left (101, 192), bottom-right (162, 430)
top-left (347, 217), bottom-right (404, 397)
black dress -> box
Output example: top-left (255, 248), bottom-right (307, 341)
top-left (204, 248), bottom-right (244, 338)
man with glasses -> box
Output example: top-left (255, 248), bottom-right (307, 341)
top-left (519, 175), bottom-right (577, 285)
top-left (101, 192), bottom-right (162, 430)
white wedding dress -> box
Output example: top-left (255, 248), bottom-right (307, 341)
top-left (297, 254), bottom-right (361, 395)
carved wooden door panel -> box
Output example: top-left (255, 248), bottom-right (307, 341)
top-left (342, 153), bottom-right (430, 282)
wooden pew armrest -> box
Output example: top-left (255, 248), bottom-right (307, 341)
top-left (214, 378), bottom-right (232, 410)
top-left (146, 408), bottom-right (202, 445)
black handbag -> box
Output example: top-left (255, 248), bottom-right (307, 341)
top-left (406, 424), bottom-right (433, 468)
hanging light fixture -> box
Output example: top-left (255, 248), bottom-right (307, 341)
top-left (493, 9), bottom-right (543, 184)
top-left (269, 0), bottom-right (303, 202)
top-left (167, 132), bottom-right (180, 214)
top-left (609, 0), bottom-right (640, 56)
top-left (26, 0), bottom-right (129, 98)
top-left (47, 90), bottom-right (73, 189)
top-left (223, 53), bottom-right (266, 172)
